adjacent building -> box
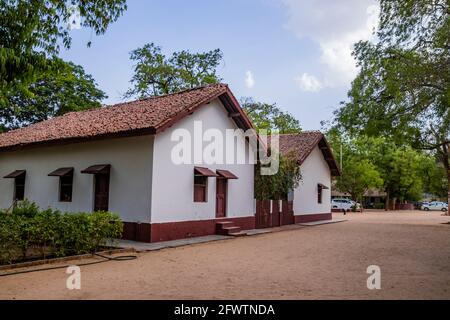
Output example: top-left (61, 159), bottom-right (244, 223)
top-left (277, 132), bottom-right (340, 222)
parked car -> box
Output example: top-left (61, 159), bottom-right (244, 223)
top-left (331, 198), bottom-right (361, 211)
top-left (421, 201), bottom-right (448, 212)
top-left (416, 201), bottom-right (429, 209)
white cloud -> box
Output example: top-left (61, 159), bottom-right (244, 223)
top-left (245, 70), bottom-right (255, 88)
top-left (67, 5), bottom-right (82, 30)
top-left (280, 0), bottom-right (379, 87)
top-left (295, 73), bottom-right (322, 92)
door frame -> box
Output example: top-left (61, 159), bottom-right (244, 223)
top-left (215, 177), bottom-right (228, 218)
top-left (93, 173), bottom-right (110, 212)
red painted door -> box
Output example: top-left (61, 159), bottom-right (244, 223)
top-left (255, 200), bottom-right (271, 228)
top-left (94, 173), bottom-right (110, 211)
top-left (216, 178), bottom-right (227, 218)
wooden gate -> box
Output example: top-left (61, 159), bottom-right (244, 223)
top-left (256, 200), bottom-right (294, 229)
top-left (272, 201), bottom-right (280, 227)
top-left (255, 200), bottom-right (271, 228)
top-left (281, 200), bottom-right (294, 225)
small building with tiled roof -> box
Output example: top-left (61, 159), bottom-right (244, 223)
top-left (272, 132), bottom-right (340, 223)
top-left (0, 84), bottom-right (257, 242)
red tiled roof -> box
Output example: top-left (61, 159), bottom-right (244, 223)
top-left (0, 83), bottom-right (252, 152)
top-left (269, 131), bottom-right (340, 176)
top-left (277, 131), bottom-right (323, 164)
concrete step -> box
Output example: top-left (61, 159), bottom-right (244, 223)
top-left (223, 226), bottom-right (241, 233)
top-left (229, 231), bottom-right (247, 237)
top-left (216, 221), bottom-right (234, 227)
top-left (215, 221), bottom-right (242, 236)
top-left (215, 221), bottom-right (234, 235)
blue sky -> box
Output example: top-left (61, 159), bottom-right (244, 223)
top-left (60, 0), bottom-right (378, 130)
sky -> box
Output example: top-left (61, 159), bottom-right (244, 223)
top-left (60, 0), bottom-right (378, 130)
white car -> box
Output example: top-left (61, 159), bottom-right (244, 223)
top-left (331, 198), bottom-right (360, 211)
top-left (421, 201), bottom-right (448, 212)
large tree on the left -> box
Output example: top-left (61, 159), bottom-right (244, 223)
top-left (0, 58), bottom-right (106, 130)
top-left (0, 0), bottom-right (127, 128)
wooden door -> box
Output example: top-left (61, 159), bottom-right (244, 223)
top-left (255, 200), bottom-right (271, 228)
top-left (94, 173), bottom-right (110, 211)
top-left (216, 178), bottom-right (227, 218)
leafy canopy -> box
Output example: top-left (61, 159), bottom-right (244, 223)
top-left (241, 98), bottom-right (301, 134)
top-left (0, 0), bottom-right (127, 104)
top-left (255, 151), bottom-right (302, 200)
top-left (0, 58), bottom-right (106, 130)
top-left (419, 155), bottom-right (448, 199)
top-left (334, 0), bottom-right (449, 158)
top-left (335, 158), bottom-right (383, 202)
top-left (333, 0), bottom-right (449, 209)
top-left (328, 132), bottom-right (434, 203)
top-left (126, 43), bottom-right (223, 98)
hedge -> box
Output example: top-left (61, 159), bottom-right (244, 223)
top-left (373, 203), bottom-right (385, 210)
top-left (0, 200), bottom-right (123, 264)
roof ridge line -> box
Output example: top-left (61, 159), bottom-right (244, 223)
top-left (57, 83), bottom-right (228, 118)
top-left (106, 83), bottom-right (228, 107)
top-left (277, 131), bottom-right (322, 136)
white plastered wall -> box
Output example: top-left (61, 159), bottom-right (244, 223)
top-left (150, 99), bottom-right (255, 223)
top-left (293, 146), bottom-right (332, 215)
top-left (0, 135), bottom-right (154, 223)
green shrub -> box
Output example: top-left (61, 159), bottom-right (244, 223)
top-left (87, 211), bottom-right (123, 251)
top-left (373, 203), bottom-right (385, 210)
top-left (0, 212), bottom-right (21, 264)
top-left (0, 200), bottom-right (123, 264)
top-left (54, 211), bottom-right (123, 256)
top-left (11, 199), bottom-right (40, 218)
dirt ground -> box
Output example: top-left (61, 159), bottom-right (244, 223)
top-left (0, 210), bottom-right (449, 300)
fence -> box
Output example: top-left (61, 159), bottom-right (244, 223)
top-left (255, 200), bottom-right (294, 229)
top-left (389, 203), bottom-right (415, 210)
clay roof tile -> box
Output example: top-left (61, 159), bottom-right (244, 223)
top-left (0, 84), bottom-right (233, 151)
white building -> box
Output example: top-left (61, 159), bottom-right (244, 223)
top-left (0, 84), bottom-right (340, 242)
top-left (0, 84), bottom-right (256, 242)
top-left (276, 132), bottom-right (340, 223)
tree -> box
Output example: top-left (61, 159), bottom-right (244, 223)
top-left (334, 0), bottom-right (450, 213)
top-left (241, 98), bottom-right (301, 134)
top-left (420, 156), bottom-right (448, 200)
top-left (327, 132), bottom-right (384, 206)
top-left (0, 58), bottom-right (106, 129)
top-left (387, 148), bottom-right (426, 203)
top-left (126, 43), bottom-right (223, 98)
top-left (357, 137), bottom-right (430, 207)
top-left (255, 151), bottom-right (302, 200)
top-left (335, 159), bottom-right (383, 206)
top-left (0, 0), bottom-right (127, 104)
top-left (328, 132), bottom-right (431, 209)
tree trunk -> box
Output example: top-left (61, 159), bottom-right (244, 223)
top-left (446, 167), bottom-right (450, 216)
top-left (385, 190), bottom-right (390, 211)
top-left (442, 144), bottom-right (450, 216)
top-left (445, 165), bottom-right (450, 216)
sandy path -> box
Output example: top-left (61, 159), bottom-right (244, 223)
top-left (0, 210), bottom-right (449, 299)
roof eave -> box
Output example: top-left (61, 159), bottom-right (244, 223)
top-left (154, 85), bottom-right (254, 134)
top-left (0, 127), bottom-right (157, 153)
top-left (318, 136), bottom-right (341, 176)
